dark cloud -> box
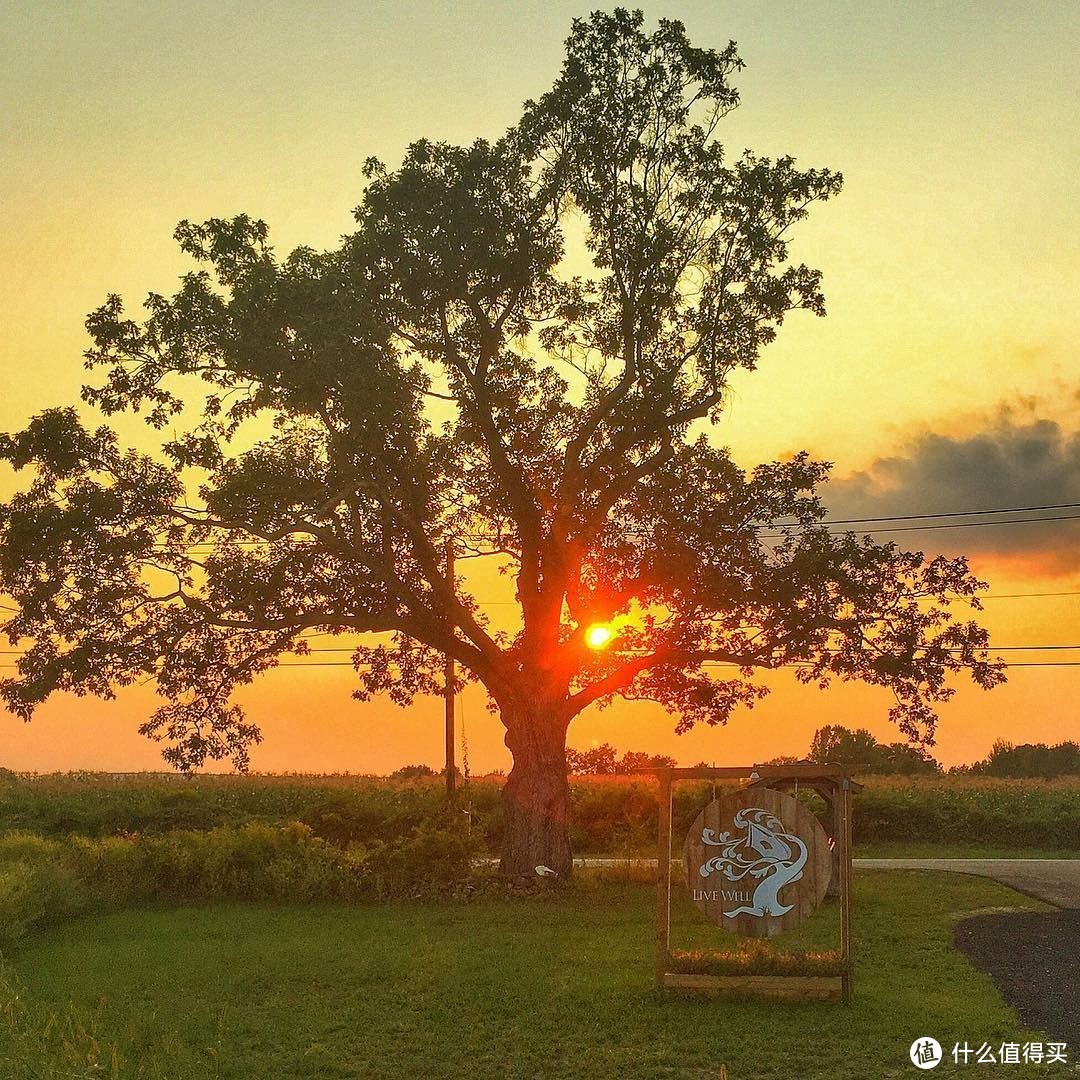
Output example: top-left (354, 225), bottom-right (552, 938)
top-left (824, 414), bottom-right (1080, 575)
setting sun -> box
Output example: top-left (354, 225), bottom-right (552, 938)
top-left (585, 624), bottom-right (614, 650)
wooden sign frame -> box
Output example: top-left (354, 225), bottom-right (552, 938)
top-left (653, 764), bottom-right (855, 1002)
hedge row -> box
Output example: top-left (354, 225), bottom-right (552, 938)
top-left (0, 823), bottom-right (473, 955)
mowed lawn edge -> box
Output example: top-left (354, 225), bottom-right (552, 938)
top-left (0, 871), bottom-right (1070, 1080)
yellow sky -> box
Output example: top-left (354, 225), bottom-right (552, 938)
top-left (2, 2), bottom-right (1078, 772)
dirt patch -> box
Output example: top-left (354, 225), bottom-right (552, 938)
top-left (954, 909), bottom-right (1080, 1046)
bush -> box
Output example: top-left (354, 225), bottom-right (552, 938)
top-left (570, 779), bottom-right (658, 853)
top-left (0, 864), bottom-right (40, 952)
top-left (65, 823), bottom-right (351, 903)
top-left (0, 831), bottom-right (63, 865)
top-left (391, 764), bottom-right (437, 779)
top-left (0, 855), bottom-right (89, 954)
top-left (0, 820), bottom-right (479, 956)
top-left (972, 740), bottom-right (1080, 779)
top-left (850, 777), bottom-right (1080, 848)
top-left (363, 826), bottom-right (475, 900)
top-left (671, 944), bottom-right (843, 977)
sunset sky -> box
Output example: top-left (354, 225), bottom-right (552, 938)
top-left (2, 1), bottom-right (1078, 774)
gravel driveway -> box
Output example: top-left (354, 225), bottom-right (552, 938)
top-left (954, 909), bottom-right (1080, 1047)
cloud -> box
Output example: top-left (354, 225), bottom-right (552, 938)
top-left (824, 409), bottom-right (1080, 576)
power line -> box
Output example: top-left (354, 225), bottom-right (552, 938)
top-left (293, 643), bottom-right (1080, 653)
top-left (989, 662), bottom-right (1080, 668)
top-left (3, 660), bottom-right (1080, 670)
top-left (980, 590), bottom-right (1080, 600)
top-left (691, 656), bottom-right (1080, 665)
top-left (157, 514), bottom-right (1080, 548)
top-left (132, 500), bottom-right (1080, 551)
top-left (951, 645), bottom-right (1080, 651)
top-left (808, 501), bottom-right (1080, 525)
top-left (2, 591), bottom-right (1076, 621)
top-left (699, 656), bottom-right (1080, 665)
top-left (764, 513), bottom-right (1080, 538)
top-left (13, 642), bottom-right (1080, 658)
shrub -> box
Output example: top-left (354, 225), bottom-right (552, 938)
top-left (0, 820), bottom-right (478, 954)
top-left (391, 764), bottom-right (437, 779)
top-left (973, 739), bottom-right (1080, 779)
top-left (0, 859), bottom-right (89, 954)
top-left (670, 945), bottom-right (843, 977)
top-left (0, 831), bottom-right (63, 865)
top-left (363, 826), bottom-right (475, 900)
top-left (0, 864), bottom-right (40, 952)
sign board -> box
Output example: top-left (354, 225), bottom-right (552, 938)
top-left (683, 788), bottom-right (832, 938)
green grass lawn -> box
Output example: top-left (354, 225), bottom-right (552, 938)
top-left (853, 842), bottom-right (1080, 859)
top-left (0, 872), bottom-right (1067, 1079)
top-left (583, 842), bottom-right (1080, 860)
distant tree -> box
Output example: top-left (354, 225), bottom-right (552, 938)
top-left (808, 724), bottom-right (940, 775)
top-left (882, 740), bottom-right (942, 776)
top-left (565, 744), bottom-right (676, 774)
top-left (615, 750), bottom-right (677, 773)
top-left (566, 743), bottom-right (619, 775)
top-left (390, 763), bottom-right (436, 779)
top-left (809, 726), bottom-right (883, 768)
top-left (760, 754), bottom-right (804, 766)
top-left (0, 11), bottom-right (1001, 878)
top-left (974, 739), bottom-right (1080, 779)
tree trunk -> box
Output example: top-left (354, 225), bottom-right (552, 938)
top-left (499, 704), bottom-right (572, 880)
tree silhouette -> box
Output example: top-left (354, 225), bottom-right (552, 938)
top-left (808, 724), bottom-right (941, 775)
top-left (0, 11), bottom-right (1003, 877)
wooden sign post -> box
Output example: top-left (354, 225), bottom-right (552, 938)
top-left (654, 764), bottom-right (855, 1002)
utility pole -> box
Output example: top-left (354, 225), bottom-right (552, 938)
top-left (443, 540), bottom-right (456, 803)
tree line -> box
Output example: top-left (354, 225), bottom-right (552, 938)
top-left (561, 726), bottom-right (1080, 778)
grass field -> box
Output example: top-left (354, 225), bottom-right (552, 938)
top-left (0, 872), bottom-right (1066, 1079)
top-left (853, 841), bottom-right (1079, 860)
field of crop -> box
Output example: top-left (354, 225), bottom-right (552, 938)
top-left (2, 770), bottom-right (1072, 955)
top-left (1, 771), bottom-right (1077, 855)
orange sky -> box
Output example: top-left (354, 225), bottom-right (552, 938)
top-left (2, 2), bottom-right (1078, 773)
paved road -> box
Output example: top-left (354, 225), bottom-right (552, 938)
top-left (854, 859), bottom-right (1079, 909)
top-left (573, 857), bottom-right (1080, 908)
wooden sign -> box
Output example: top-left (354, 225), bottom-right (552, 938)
top-left (683, 788), bottom-right (831, 938)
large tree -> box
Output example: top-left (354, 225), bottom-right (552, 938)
top-left (0, 11), bottom-right (1002, 877)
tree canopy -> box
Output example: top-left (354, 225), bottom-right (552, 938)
top-left (968, 739), bottom-right (1080, 779)
top-left (0, 10), bottom-right (1003, 873)
top-left (808, 724), bottom-right (942, 776)
top-left (565, 743), bottom-right (676, 775)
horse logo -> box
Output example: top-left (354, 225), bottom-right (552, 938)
top-left (699, 806), bottom-right (808, 918)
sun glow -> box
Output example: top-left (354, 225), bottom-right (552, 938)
top-left (584, 623), bottom-right (614, 650)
